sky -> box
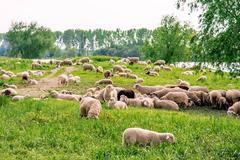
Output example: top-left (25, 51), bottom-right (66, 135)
top-left (0, 0), bottom-right (200, 32)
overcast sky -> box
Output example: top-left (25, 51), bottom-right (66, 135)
top-left (0, 0), bottom-right (200, 32)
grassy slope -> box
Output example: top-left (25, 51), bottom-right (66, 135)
top-left (0, 56), bottom-right (240, 159)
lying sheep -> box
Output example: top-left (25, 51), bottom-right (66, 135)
top-left (127, 73), bottom-right (138, 79)
top-left (134, 84), bottom-right (164, 95)
top-left (227, 102), bottom-right (240, 117)
top-left (153, 98), bottom-right (179, 111)
top-left (162, 66), bottom-right (172, 71)
top-left (182, 71), bottom-right (194, 76)
top-left (142, 97), bottom-right (154, 108)
top-left (128, 57), bottom-right (139, 64)
top-left (154, 60), bottom-right (165, 66)
top-left (160, 92), bottom-right (190, 108)
top-left (104, 70), bottom-right (113, 79)
top-left (1, 74), bottom-right (10, 80)
top-left (144, 66), bottom-right (152, 71)
top-left (58, 74), bottom-right (68, 85)
top-left (50, 90), bottom-right (80, 101)
top-left (120, 95), bottom-right (143, 106)
top-left (12, 95), bottom-right (30, 101)
top-left (188, 86), bottom-right (209, 93)
top-left (3, 84), bottom-right (17, 89)
top-left (117, 89), bottom-right (135, 100)
top-left (1, 88), bottom-right (17, 96)
top-left (136, 78), bottom-right (144, 84)
top-left (108, 98), bottom-right (128, 109)
top-left (118, 72), bottom-right (128, 77)
top-left (146, 71), bottom-right (159, 76)
top-left (103, 85), bottom-right (117, 101)
top-left (29, 79), bottom-right (38, 85)
top-left (96, 66), bottom-right (103, 73)
top-left (80, 97), bottom-right (101, 119)
top-left (197, 76), bottom-right (207, 81)
top-left (95, 79), bottom-right (113, 85)
top-left (176, 79), bottom-right (190, 87)
top-left (153, 66), bottom-right (161, 73)
top-left (122, 128), bottom-right (175, 146)
top-left (83, 63), bottom-right (96, 71)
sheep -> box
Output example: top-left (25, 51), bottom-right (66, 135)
top-left (176, 79), bottom-right (190, 87)
top-left (108, 98), bottom-right (128, 109)
top-left (197, 75), bottom-right (207, 81)
top-left (103, 85), bottom-right (117, 101)
top-left (58, 74), bottom-right (68, 85)
top-left (32, 62), bottom-right (42, 69)
top-left (61, 90), bottom-right (73, 95)
top-left (160, 92), bottom-right (190, 108)
top-left (170, 64), bottom-right (175, 67)
top-left (69, 76), bottom-right (81, 84)
top-left (120, 95), bottom-right (143, 107)
top-left (162, 66), bottom-right (172, 71)
top-left (118, 72), bottom-right (128, 77)
top-left (3, 84), bottom-right (17, 89)
top-left (123, 69), bottom-right (132, 73)
top-left (109, 59), bottom-right (115, 65)
top-left (29, 79), bottom-right (38, 85)
top-left (12, 95), bottom-right (30, 101)
top-left (134, 84), bottom-right (164, 95)
top-left (122, 128), bottom-right (175, 146)
top-left (137, 61), bottom-right (148, 66)
top-left (209, 90), bottom-right (227, 109)
top-left (154, 60), bottom-right (165, 66)
top-left (79, 57), bottom-right (90, 64)
top-left (136, 78), bottom-right (144, 84)
top-left (147, 60), bottom-right (152, 64)
top-left (226, 90), bottom-right (240, 106)
top-left (61, 59), bottom-right (73, 66)
top-left (150, 88), bottom-right (185, 99)
top-left (50, 90), bottom-right (81, 101)
top-left (153, 98), bottom-right (179, 111)
top-left (127, 73), bottom-right (138, 79)
top-left (80, 97), bottom-right (101, 119)
top-left (113, 65), bottom-right (124, 73)
top-left (96, 66), bottom-right (104, 73)
top-left (192, 91), bottom-right (210, 106)
top-left (227, 102), bottom-right (240, 117)
top-left (22, 72), bottom-right (30, 81)
top-left (153, 66), bottom-right (161, 72)
top-left (1, 88), bottom-right (17, 96)
top-left (1, 74), bottom-right (10, 80)
top-left (104, 70), bottom-right (113, 79)
top-left (146, 71), bottom-right (159, 76)
top-left (117, 89), bottom-right (135, 100)
top-left (188, 86), bottom-right (209, 93)
top-left (83, 63), bottom-right (96, 71)
top-left (144, 66), bottom-right (152, 71)
top-left (182, 71), bottom-right (194, 76)
top-left (95, 79), bottom-right (113, 85)
top-left (127, 57), bottom-right (139, 64)
top-left (142, 97), bottom-right (154, 108)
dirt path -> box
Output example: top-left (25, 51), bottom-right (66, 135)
top-left (16, 66), bottom-right (75, 97)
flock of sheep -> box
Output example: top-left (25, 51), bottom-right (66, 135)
top-left (1, 56), bottom-right (240, 147)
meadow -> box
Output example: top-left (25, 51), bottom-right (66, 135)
top-left (0, 56), bottom-right (240, 159)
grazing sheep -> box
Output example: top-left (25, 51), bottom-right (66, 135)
top-left (153, 66), bottom-right (161, 72)
top-left (61, 59), bottom-right (73, 66)
top-left (29, 79), bottom-right (38, 85)
top-left (226, 90), bottom-right (240, 106)
top-left (80, 97), bottom-right (101, 119)
top-left (117, 89), bottom-right (135, 100)
top-left (3, 84), bottom-right (17, 89)
top-left (1, 88), bottom-right (17, 96)
top-left (58, 74), bottom-right (68, 85)
top-left (50, 90), bottom-right (81, 101)
top-left (108, 98), bottom-right (128, 109)
top-left (127, 73), bottom-right (138, 79)
top-left (109, 59), bottom-right (115, 65)
top-left (120, 95), bottom-right (143, 106)
top-left (96, 66), bottom-right (104, 73)
top-left (134, 84), bottom-right (164, 95)
top-left (176, 79), bottom-right (190, 87)
top-left (103, 85), bottom-right (117, 101)
top-left (188, 86), bottom-right (209, 93)
top-left (154, 60), bottom-right (165, 66)
top-left (12, 95), bottom-right (30, 101)
top-left (162, 66), bottom-right (172, 71)
top-left (32, 62), bottom-right (42, 69)
top-left (104, 70), bottom-right (113, 79)
top-left (22, 72), bottom-right (30, 81)
top-left (118, 72), bottom-right (128, 77)
top-left (137, 61), bottom-right (148, 66)
top-left (122, 128), bottom-right (175, 146)
top-left (128, 57), bottom-right (139, 64)
top-left (227, 102), bottom-right (240, 116)
top-left (123, 69), bottom-right (132, 73)
top-left (153, 98), bottom-right (179, 111)
top-left (209, 90), bottom-right (227, 109)
top-left (160, 92), bottom-right (190, 108)
top-left (79, 57), bottom-right (90, 64)
top-left (68, 76), bottom-right (81, 84)
top-left (182, 71), bottom-right (194, 76)
top-left (146, 71), bottom-right (159, 76)
top-left (192, 91), bottom-right (210, 106)
top-left (83, 63), bottom-right (96, 71)
top-left (150, 88), bottom-right (184, 99)
top-left (136, 78), bottom-right (144, 84)
top-left (144, 66), bottom-right (152, 71)
top-left (95, 79), bottom-right (113, 85)
top-left (197, 76), bottom-right (207, 81)
top-left (113, 65), bottom-right (124, 72)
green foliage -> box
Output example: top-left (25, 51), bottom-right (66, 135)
top-left (142, 15), bottom-right (196, 63)
top-left (177, 0), bottom-right (240, 69)
top-left (6, 22), bottom-right (55, 58)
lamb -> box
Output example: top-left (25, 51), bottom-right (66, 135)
top-left (153, 98), bottom-right (179, 111)
top-left (108, 98), bottom-right (128, 109)
top-left (50, 90), bottom-right (80, 101)
top-left (22, 72), bottom-right (30, 81)
top-left (103, 85), bottom-right (117, 101)
top-left (79, 57), bottom-right (90, 64)
top-left (146, 71), bottom-right (159, 76)
top-left (226, 90), bottom-right (240, 106)
top-left (134, 84), bottom-right (164, 95)
top-left (227, 102), bottom-right (240, 117)
top-left (1, 88), bottom-right (17, 96)
top-left (80, 97), bottom-right (101, 119)
top-left (95, 79), bottom-right (113, 85)
top-left (154, 60), bottom-right (165, 66)
top-left (104, 70), bottom-right (113, 79)
top-left (122, 128), bottom-right (175, 146)
top-left (3, 84), bottom-right (17, 89)
top-left (188, 86), bottom-right (209, 93)
top-left (12, 95), bottom-right (30, 101)
top-left (96, 66), bottom-right (104, 73)
top-left (83, 63), bottom-right (96, 71)
top-left (197, 75), bottom-right (207, 81)
top-left (120, 95), bottom-right (143, 107)
top-left (117, 89), bottom-right (135, 100)
top-left (58, 74), bottom-right (68, 85)
top-left (113, 65), bottom-right (124, 73)
top-left (160, 92), bottom-right (190, 108)
top-left (136, 78), bottom-right (144, 84)
top-left (29, 79), bottom-right (38, 85)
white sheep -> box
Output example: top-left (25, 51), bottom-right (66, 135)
top-left (122, 128), bottom-right (175, 146)
top-left (197, 76), bottom-right (207, 81)
top-left (136, 78), bottom-right (144, 84)
top-left (50, 90), bottom-right (80, 101)
top-left (1, 88), bottom-right (17, 96)
top-left (58, 74), bottom-right (68, 85)
top-left (12, 94), bottom-right (30, 101)
top-left (80, 97), bottom-right (101, 119)
top-left (108, 98), bottom-right (128, 109)
top-left (3, 84), bottom-right (17, 89)
top-left (103, 85), bottom-right (117, 101)
top-left (29, 79), bottom-right (38, 85)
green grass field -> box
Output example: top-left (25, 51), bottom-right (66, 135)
top-left (0, 56), bottom-right (240, 159)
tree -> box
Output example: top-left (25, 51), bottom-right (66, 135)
top-left (177, 0), bottom-right (240, 71)
top-left (142, 15), bottom-right (195, 63)
top-left (6, 22), bottom-right (55, 58)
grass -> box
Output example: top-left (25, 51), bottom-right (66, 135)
top-left (0, 56), bottom-right (240, 159)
